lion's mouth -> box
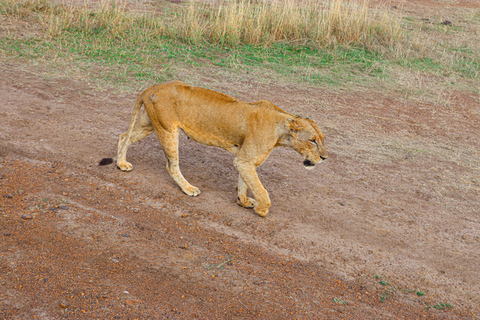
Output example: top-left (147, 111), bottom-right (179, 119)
top-left (303, 159), bottom-right (316, 170)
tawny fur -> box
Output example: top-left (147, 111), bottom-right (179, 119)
top-left (99, 81), bottom-right (328, 217)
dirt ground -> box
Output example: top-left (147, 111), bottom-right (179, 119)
top-left (1, 1), bottom-right (480, 319)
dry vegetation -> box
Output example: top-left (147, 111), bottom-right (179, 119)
top-left (0, 0), bottom-right (403, 48)
top-left (176, 0), bottom-right (402, 48)
top-left (0, 0), bottom-right (478, 99)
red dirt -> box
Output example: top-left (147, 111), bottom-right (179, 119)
top-left (2, 62), bottom-right (479, 319)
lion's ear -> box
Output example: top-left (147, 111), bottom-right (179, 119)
top-left (286, 118), bottom-right (301, 135)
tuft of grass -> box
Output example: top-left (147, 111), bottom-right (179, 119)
top-left (332, 297), bottom-right (348, 305)
top-left (433, 302), bottom-right (454, 310)
top-left (202, 256), bottom-right (234, 270)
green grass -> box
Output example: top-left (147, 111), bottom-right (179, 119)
top-left (0, 32), bottom-right (394, 90)
top-left (432, 302), bottom-right (454, 310)
top-left (332, 297), bottom-right (348, 305)
top-left (0, 0), bottom-right (478, 98)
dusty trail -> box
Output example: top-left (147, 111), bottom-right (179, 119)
top-left (1, 58), bottom-right (479, 319)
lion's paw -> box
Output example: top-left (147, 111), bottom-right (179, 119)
top-left (237, 197), bottom-right (256, 209)
top-left (117, 161), bottom-right (133, 172)
top-left (183, 186), bottom-right (201, 197)
top-left (254, 207), bottom-right (269, 218)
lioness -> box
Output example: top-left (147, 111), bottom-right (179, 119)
top-left (100, 81), bottom-right (327, 217)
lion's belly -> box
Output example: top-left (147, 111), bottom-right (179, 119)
top-left (175, 103), bottom-right (247, 153)
top-left (180, 125), bottom-right (241, 153)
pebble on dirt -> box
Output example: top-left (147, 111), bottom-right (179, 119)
top-left (125, 298), bottom-right (141, 306)
top-left (21, 214), bottom-right (33, 220)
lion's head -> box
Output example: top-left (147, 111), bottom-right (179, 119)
top-left (286, 117), bottom-right (328, 170)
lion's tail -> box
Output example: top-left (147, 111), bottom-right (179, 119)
top-left (99, 158), bottom-right (114, 166)
top-left (98, 93), bottom-right (145, 166)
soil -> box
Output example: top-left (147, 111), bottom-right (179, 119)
top-left (1, 1), bottom-right (480, 319)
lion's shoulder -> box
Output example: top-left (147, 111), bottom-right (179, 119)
top-left (177, 84), bottom-right (238, 104)
top-left (249, 100), bottom-right (289, 114)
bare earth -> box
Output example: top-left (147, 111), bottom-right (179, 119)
top-left (1, 1), bottom-right (480, 319)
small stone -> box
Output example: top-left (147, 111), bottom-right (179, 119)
top-left (375, 228), bottom-right (390, 236)
top-left (125, 298), bottom-right (141, 306)
top-left (49, 207), bottom-right (58, 211)
top-left (58, 206), bottom-right (68, 210)
top-left (21, 215), bottom-right (33, 220)
top-left (339, 201), bottom-right (345, 206)
top-left (3, 194), bottom-right (13, 198)
top-left (3, 232), bottom-right (11, 236)
top-left (60, 302), bottom-right (69, 308)
top-left (121, 233), bottom-right (130, 238)
top-left (111, 258), bottom-right (120, 263)
top-left (441, 20), bottom-right (452, 26)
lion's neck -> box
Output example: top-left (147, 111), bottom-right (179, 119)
top-left (276, 116), bottom-right (294, 148)
top-left (276, 134), bottom-right (293, 148)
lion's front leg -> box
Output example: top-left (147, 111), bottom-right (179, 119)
top-left (234, 158), bottom-right (271, 217)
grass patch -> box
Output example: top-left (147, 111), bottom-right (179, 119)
top-left (432, 302), bottom-right (454, 310)
top-left (332, 297), bottom-right (348, 305)
top-left (0, 0), bottom-right (478, 99)
top-left (1, 0), bottom-right (402, 48)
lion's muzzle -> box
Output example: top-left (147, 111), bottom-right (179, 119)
top-left (303, 159), bottom-right (316, 169)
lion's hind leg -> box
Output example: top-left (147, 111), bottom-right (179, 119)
top-left (156, 128), bottom-right (201, 197)
top-left (116, 109), bottom-right (154, 171)
top-left (237, 175), bottom-right (255, 209)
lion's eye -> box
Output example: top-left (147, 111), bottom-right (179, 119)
top-left (310, 139), bottom-right (317, 145)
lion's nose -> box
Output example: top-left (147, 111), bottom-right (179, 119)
top-left (303, 159), bottom-right (315, 167)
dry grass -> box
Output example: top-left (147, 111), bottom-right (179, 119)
top-left (0, 0), bottom-right (403, 49)
top-left (176, 0), bottom-right (403, 48)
